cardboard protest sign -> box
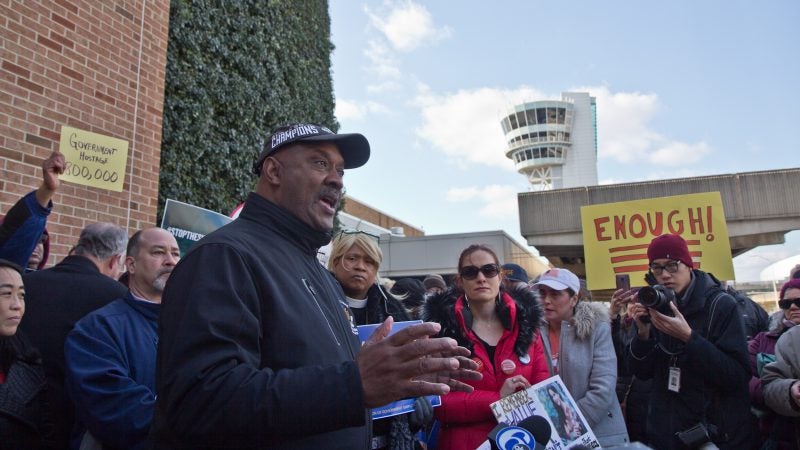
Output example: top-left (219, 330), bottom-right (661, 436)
top-left (357, 320), bottom-right (441, 419)
top-left (59, 125), bottom-right (129, 192)
top-left (580, 192), bottom-right (734, 290)
top-left (490, 375), bottom-right (600, 450)
top-left (161, 199), bottom-right (233, 256)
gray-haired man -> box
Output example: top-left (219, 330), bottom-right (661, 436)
top-left (21, 222), bottom-right (129, 448)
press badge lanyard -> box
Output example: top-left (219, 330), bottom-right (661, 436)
top-left (668, 355), bottom-right (681, 393)
top-left (658, 341), bottom-right (683, 393)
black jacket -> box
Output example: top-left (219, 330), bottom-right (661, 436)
top-left (20, 255), bottom-right (127, 447)
top-left (630, 269), bottom-right (752, 450)
top-left (153, 193), bottom-right (369, 449)
top-left (0, 333), bottom-right (54, 449)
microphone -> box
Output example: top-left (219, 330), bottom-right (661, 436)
top-left (478, 416), bottom-right (552, 450)
top-left (518, 415), bottom-right (552, 448)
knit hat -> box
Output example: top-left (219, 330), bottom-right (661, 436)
top-left (501, 263), bottom-right (529, 283)
top-left (647, 234), bottom-right (694, 268)
top-left (532, 268), bottom-right (580, 294)
top-left (780, 278), bottom-right (800, 300)
top-left (423, 274), bottom-right (447, 291)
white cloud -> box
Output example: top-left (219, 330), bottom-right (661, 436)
top-left (413, 84), bottom-right (714, 172)
top-left (413, 85), bottom-right (548, 170)
top-left (446, 184), bottom-right (520, 217)
top-left (367, 1), bottom-right (452, 52)
top-left (367, 81), bottom-right (402, 94)
top-left (335, 99), bottom-right (391, 121)
top-left (359, 1), bottom-right (452, 100)
top-left (363, 40), bottom-right (402, 79)
top-left (649, 141), bottom-right (711, 165)
top-left (575, 85), bottom-right (713, 165)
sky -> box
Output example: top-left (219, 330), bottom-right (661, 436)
top-left (328, 0), bottom-right (800, 283)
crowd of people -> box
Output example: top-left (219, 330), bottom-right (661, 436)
top-left (1, 125), bottom-right (800, 450)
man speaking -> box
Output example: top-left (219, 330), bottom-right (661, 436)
top-left (153, 124), bottom-right (480, 449)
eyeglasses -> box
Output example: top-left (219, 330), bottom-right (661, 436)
top-left (459, 264), bottom-right (500, 280)
top-left (779, 298), bottom-right (800, 309)
top-left (337, 229), bottom-right (380, 241)
top-left (649, 260), bottom-right (681, 276)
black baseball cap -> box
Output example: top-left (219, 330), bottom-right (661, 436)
top-left (252, 123), bottom-right (370, 175)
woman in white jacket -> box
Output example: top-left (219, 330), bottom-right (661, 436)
top-left (533, 268), bottom-right (629, 447)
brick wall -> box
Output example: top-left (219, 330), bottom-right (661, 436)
top-left (1, 0), bottom-right (170, 264)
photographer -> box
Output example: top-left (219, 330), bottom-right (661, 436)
top-left (629, 234), bottom-right (751, 449)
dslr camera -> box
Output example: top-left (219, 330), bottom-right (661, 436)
top-left (637, 284), bottom-right (675, 323)
top-left (675, 423), bottom-right (719, 450)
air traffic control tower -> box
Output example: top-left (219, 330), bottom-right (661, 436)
top-left (501, 92), bottom-right (598, 190)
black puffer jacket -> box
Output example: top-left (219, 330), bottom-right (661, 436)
top-left (0, 332), bottom-right (54, 449)
top-left (422, 285), bottom-right (543, 359)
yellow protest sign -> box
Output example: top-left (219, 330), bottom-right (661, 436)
top-left (58, 125), bottom-right (128, 192)
top-left (580, 192), bottom-right (734, 290)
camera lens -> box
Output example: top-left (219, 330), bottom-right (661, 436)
top-left (638, 286), bottom-right (663, 309)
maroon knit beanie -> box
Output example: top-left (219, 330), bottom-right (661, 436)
top-left (647, 234), bottom-right (694, 268)
top-left (780, 278), bottom-right (800, 300)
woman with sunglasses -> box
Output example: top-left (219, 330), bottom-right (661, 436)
top-left (328, 231), bottom-right (431, 450)
top-left (533, 268), bottom-right (629, 447)
top-left (748, 278), bottom-right (800, 449)
top-left (422, 244), bottom-right (549, 450)
top-left (0, 258), bottom-right (53, 448)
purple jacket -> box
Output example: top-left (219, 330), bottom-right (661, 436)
top-left (749, 329), bottom-right (781, 406)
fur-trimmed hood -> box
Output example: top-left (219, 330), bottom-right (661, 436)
top-left (568, 301), bottom-right (610, 340)
top-left (422, 285), bottom-right (544, 358)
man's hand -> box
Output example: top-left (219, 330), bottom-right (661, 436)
top-left (35, 150), bottom-right (65, 207)
top-left (629, 302), bottom-right (652, 340)
top-left (649, 301), bottom-right (693, 342)
top-left (357, 317), bottom-right (482, 408)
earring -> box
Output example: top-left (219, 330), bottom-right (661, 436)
top-left (464, 293), bottom-right (470, 310)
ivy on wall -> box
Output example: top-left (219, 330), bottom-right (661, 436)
top-left (159, 0), bottom-right (339, 220)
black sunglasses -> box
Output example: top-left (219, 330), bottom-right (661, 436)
top-left (779, 298), bottom-right (800, 309)
top-left (459, 263), bottom-right (500, 280)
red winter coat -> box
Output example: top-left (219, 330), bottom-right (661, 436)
top-left (423, 287), bottom-right (549, 450)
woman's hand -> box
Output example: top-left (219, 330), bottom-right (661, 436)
top-left (610, 289), bottom-right (627, 317)
top-left (610, 288), bottom-right (638, 317)
top-left (499, 375), bottom-right (531, 397)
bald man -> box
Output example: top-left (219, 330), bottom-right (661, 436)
top-left (64, 228), bottom-right (179, 450)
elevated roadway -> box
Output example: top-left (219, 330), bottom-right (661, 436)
top-left (518, 168), bottom-right (800, 278)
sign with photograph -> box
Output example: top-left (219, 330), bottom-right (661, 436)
top-left (490, 375), bottom-right (600, 450)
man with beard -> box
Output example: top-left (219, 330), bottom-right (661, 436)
top-left (153, 123), bottom-right (480, 449)
top-left (64, 227), bottom-right (179, 450)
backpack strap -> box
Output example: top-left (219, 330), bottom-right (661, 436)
top-left (704, 290), bottom-right (727, 337)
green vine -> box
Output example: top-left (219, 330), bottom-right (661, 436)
top-left (159, 0), bottom-right (339, 219)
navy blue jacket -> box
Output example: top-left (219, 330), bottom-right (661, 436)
top-left (0, 190), bottom-right (51, 268)
top-left (64, 293), bottom-right (159, 449)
